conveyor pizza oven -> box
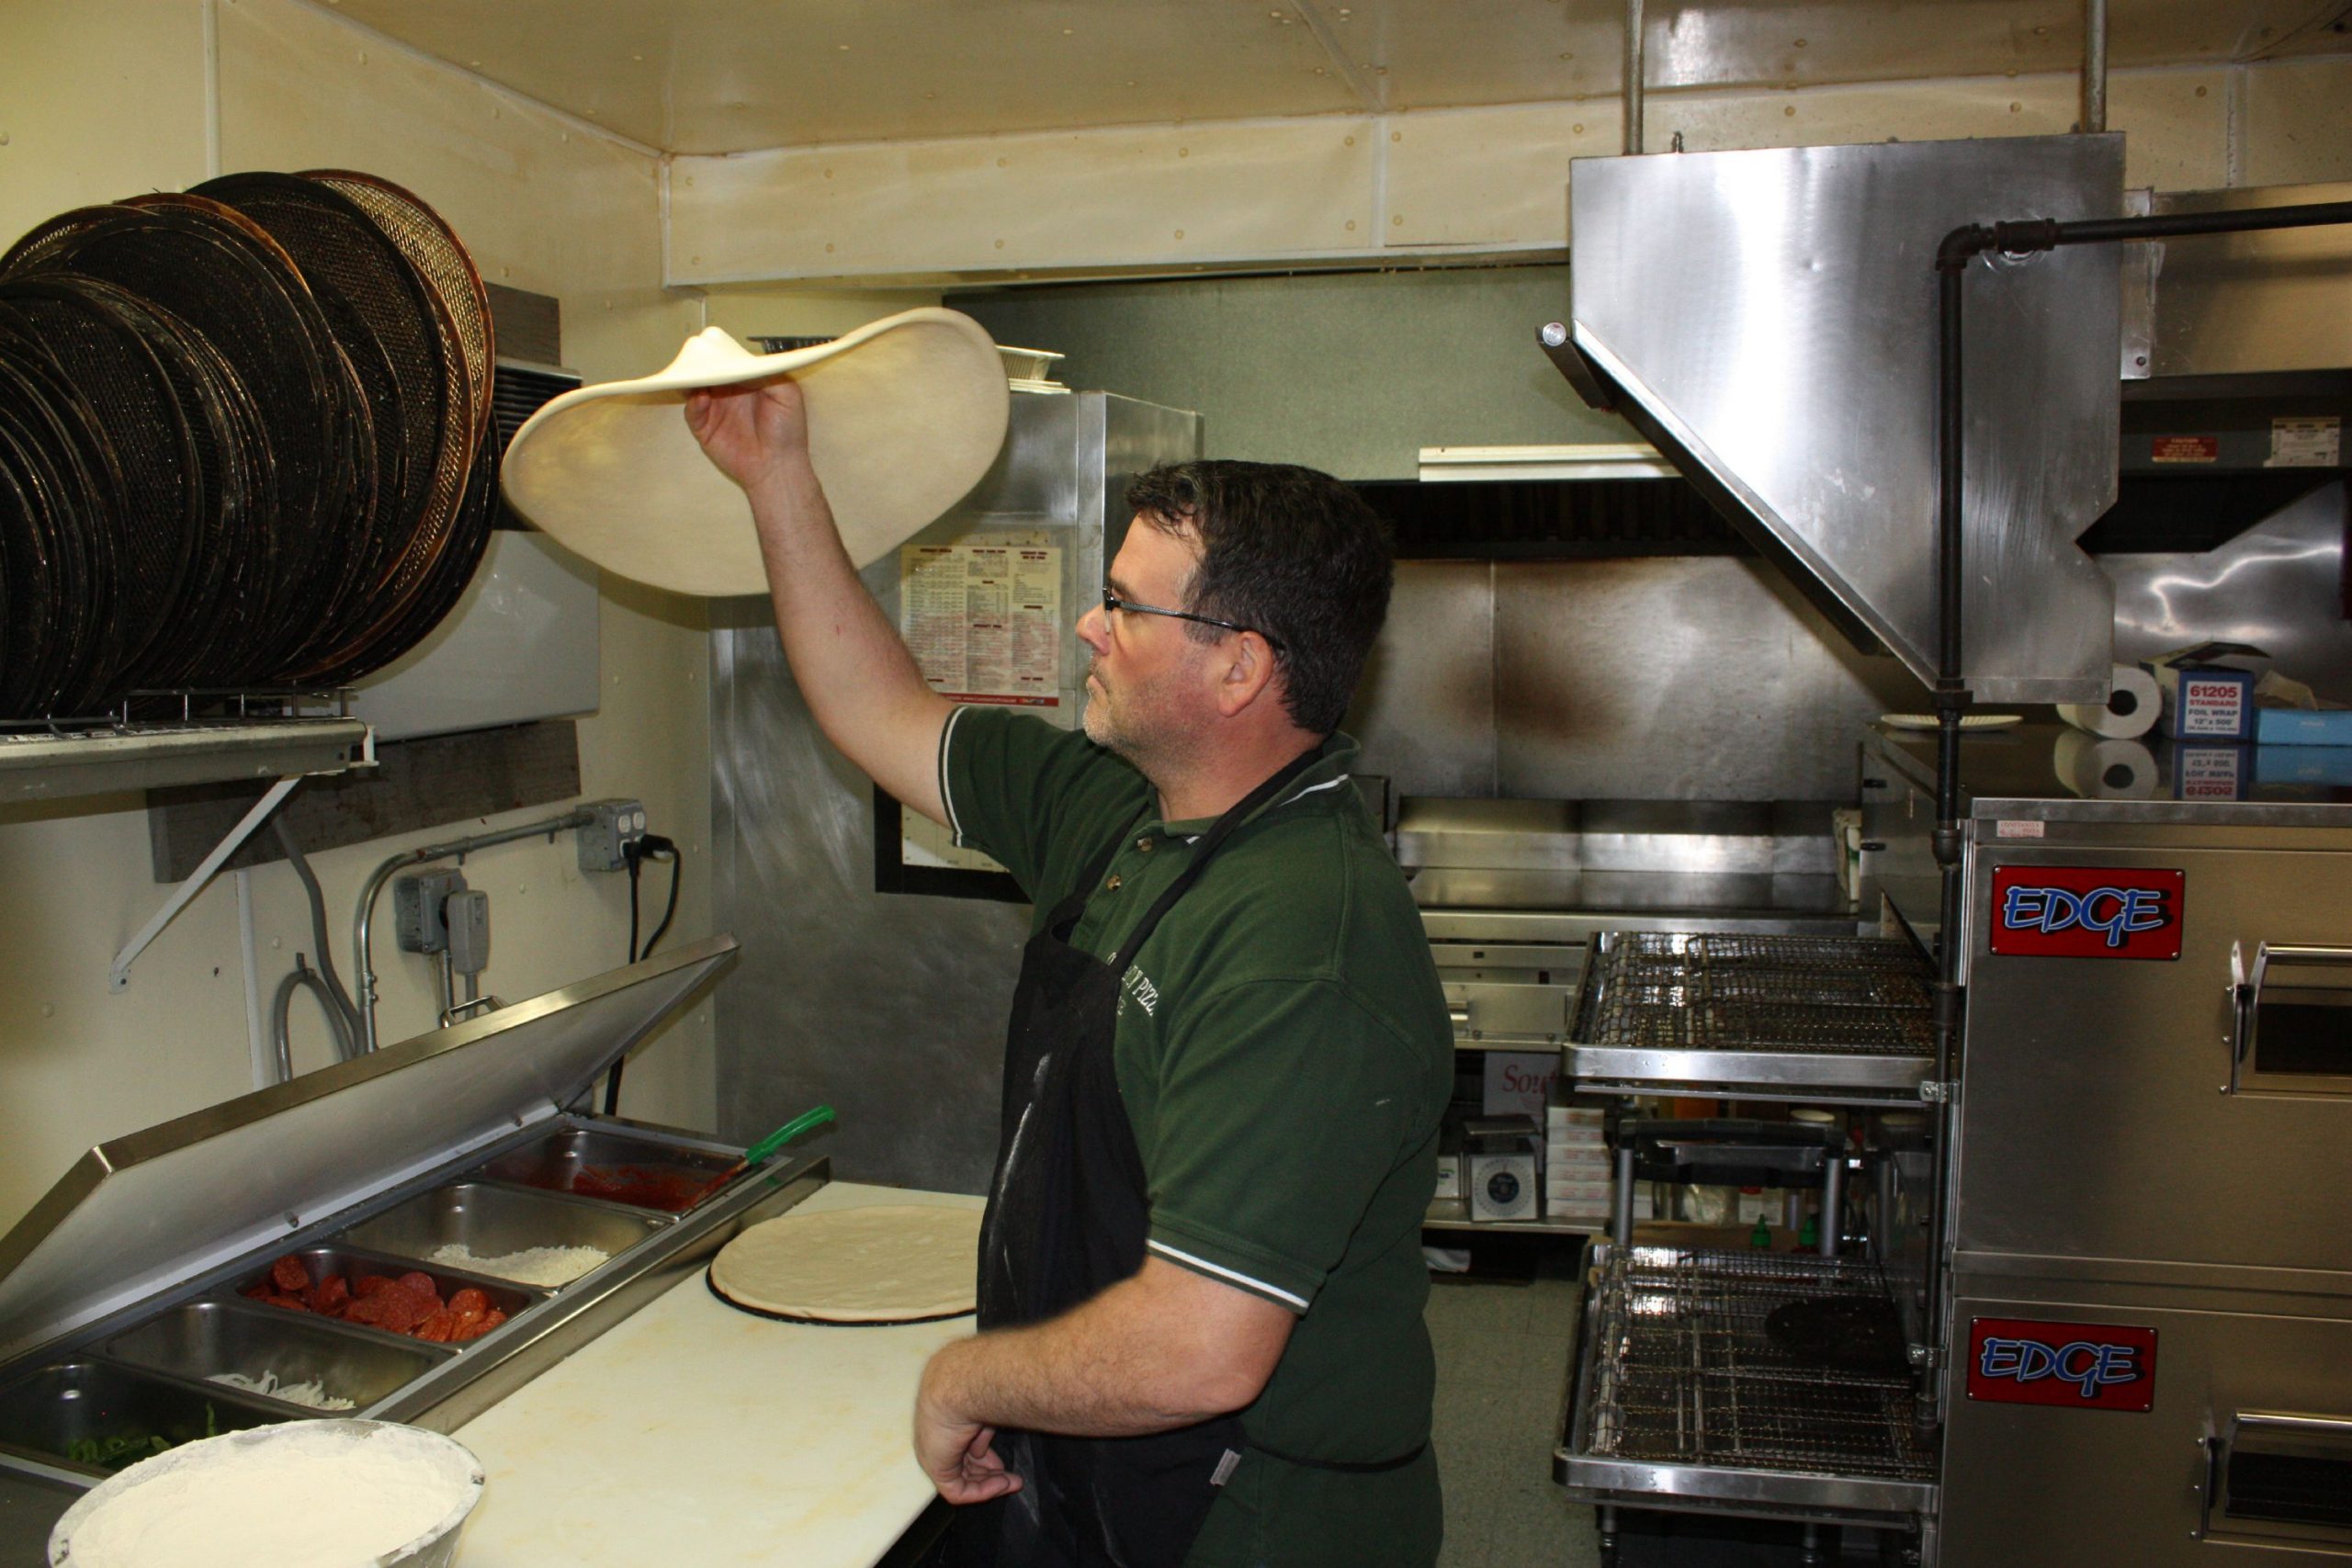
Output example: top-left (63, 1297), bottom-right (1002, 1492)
top-left (1862, 725), bottom-right (2352, 1566)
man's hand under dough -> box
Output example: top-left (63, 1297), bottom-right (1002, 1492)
top-left (684, 378), bottom-right (810, 497)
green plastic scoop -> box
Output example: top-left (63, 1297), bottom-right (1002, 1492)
top-left (686, 1104), bottom-right (835, 1208)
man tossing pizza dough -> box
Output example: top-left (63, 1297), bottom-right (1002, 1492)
top-left (684, 360), bottom-right (1451, 1568)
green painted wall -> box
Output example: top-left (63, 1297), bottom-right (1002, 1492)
top-left (949, 265), bottom-right (1637, 482)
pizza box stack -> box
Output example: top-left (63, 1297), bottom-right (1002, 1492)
top-left (1546, 1089), bottom-right (1644, 1224)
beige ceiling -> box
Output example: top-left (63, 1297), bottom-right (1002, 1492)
top-left (322, 0), bottom-right (2352, 154)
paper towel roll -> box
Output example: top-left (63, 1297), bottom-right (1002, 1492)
top-left (2054, 729), bottom-right (2158, 800)
top-left (2057, 663), bottom-right (2161, 739)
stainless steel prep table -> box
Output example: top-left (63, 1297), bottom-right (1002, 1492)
top-left (0, 935), bottom-right (863, 1544)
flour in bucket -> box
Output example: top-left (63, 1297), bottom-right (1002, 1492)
top-left (50, 1420), bottom-right (482, 1568)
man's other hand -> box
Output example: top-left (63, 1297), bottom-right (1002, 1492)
top-left (914, 1380), bottom-right (1024, 1505)
top-left (684, 378), bottom-right (810, 496)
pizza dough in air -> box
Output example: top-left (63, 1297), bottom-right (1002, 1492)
top-left (709, 1204), bottom-right (982, 1324)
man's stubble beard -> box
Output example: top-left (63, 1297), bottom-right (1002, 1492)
top-left (1082, 660), bottom-right (1201, 784)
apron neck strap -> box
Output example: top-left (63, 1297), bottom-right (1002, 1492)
top-left (1105, 744), bottom-right (1324, 975)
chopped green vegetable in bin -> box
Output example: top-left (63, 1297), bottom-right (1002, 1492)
top-left (65, 1432), bottom-right (170, 1469)
top-left (62, 1404), bottom-right (218, 1469)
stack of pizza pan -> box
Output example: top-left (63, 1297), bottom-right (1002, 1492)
top-left (0, 171), bottom-right (496, 720)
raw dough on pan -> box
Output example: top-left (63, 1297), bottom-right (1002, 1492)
top-left (710, 1204), bottom-right (981, 1324)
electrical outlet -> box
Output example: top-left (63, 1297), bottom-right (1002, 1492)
top-left (394, 869), bottom-right (469, 953)
top-left (578, 798), bottom-right (649, 873)
top-left (446, 889), bottom-right (492, 976)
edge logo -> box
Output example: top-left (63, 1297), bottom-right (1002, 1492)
top-left (1965, 1318), bottom-right (2158, 1412)
top-left (1988, 866), bottom-right (2185, 960)
top-left (2000, 886), bottom-right (2165, 947)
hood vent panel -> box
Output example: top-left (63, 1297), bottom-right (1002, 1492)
top-left (1561, 135), bottom-right (2127, 704)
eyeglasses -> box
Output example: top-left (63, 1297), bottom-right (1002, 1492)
top-left (1101, 588), bottom-right (1285, 653)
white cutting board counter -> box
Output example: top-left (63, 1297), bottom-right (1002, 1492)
top-left (452, 1181), bottom-right (981, 1567)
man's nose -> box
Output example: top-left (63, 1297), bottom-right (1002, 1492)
top-left (1076, 603), bottom-right (1109, 654)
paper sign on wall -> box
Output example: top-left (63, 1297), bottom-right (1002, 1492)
top-left (899, 807), bottom-right (1010, 874)
top-left (1484, 1052), bottom-right (1557, 1117)
top-left (900, 542), bottom-right (1062, 707)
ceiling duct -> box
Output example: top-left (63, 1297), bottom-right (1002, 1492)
top-left (1545, 134), bottom-right (2126, 705)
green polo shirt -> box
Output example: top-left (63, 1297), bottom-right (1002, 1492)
top-left (941, 705), bottom-right (1452, 1567)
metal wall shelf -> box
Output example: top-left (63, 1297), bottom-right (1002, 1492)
top-left (0, 719), bottom-right (372, 805)
top-left (1424, 1200), bottom-right (1597, 1237)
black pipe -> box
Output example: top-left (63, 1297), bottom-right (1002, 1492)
top-left (1920, 195), bottom-right (2352, 1429)
top-left (1943, 201), bottom-right (2352, 266)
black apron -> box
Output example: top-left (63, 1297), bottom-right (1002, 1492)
top-left (959, 749), bottom-right (1321, 1568)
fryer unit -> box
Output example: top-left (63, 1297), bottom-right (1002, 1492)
top-left (0, 935), bottom-right (836, 1499)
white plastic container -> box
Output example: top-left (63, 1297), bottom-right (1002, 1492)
top-left (50, 1419), bottom-right (483, 1568)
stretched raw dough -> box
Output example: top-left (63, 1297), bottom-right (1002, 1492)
top-left (711, 1204), bottom-right (981, 1323)
top-left (498, 310), bottom-right (1010, 597)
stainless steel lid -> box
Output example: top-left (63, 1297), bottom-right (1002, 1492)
top-left (0, 935), bottom-right (736, 1366)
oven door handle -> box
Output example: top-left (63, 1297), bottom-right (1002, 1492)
top-left (2204, 1409), bottom-right (2352, 1544)
top-left (2233, 1411), bottom-right (2352, 1440)
top-left (2229, 942), bottom-right (2352, 1092)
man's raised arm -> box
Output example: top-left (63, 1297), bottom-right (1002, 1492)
top-left (685, 378), bottom-right (953, 826)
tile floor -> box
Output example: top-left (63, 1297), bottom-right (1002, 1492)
top-left (1426, 1245), bottom-right (1601, 1568)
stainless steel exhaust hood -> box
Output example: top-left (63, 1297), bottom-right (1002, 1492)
top-left (1550, 135), bottom-right (2126, 705)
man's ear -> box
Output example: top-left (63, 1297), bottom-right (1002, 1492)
top-left (1212, 633), bottom-right (1281, 719)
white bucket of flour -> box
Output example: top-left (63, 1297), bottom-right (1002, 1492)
top-left (49, 1419), bottom-right (483, 1568)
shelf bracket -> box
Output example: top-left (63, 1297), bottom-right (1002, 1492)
top-left (108, 775), bottom-right (302, 993)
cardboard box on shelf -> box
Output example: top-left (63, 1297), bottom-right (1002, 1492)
top-left (1551, 1189), bottom-right (1650, 1224)
top-left (2146, 646), bottom-right (2352, 746)
top-left (1546, 1180), bottom-right (1616, 1208)
top-left (1545, 1082), bottom-right (1605, 1120)
top-left (1485, 1053), bottom-right (1558, 1118)
top-left (2256, 745), bottom-right (2352, 785)
top-left (1547, 1140), bottom-right (1611, 1163)
top-left (2257, 707), bottom-right (2352, 746)
top-left (2146, 643), bottom-right (2259, 740)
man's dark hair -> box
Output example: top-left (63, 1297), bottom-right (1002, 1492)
top-left (1124, 459), bottom-right (1392, 736)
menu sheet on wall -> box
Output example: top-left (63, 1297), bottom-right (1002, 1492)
top-left (899, 541), bottom-right (1063, 708)
top-left (897, 537), bottom-right (1068, 875)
